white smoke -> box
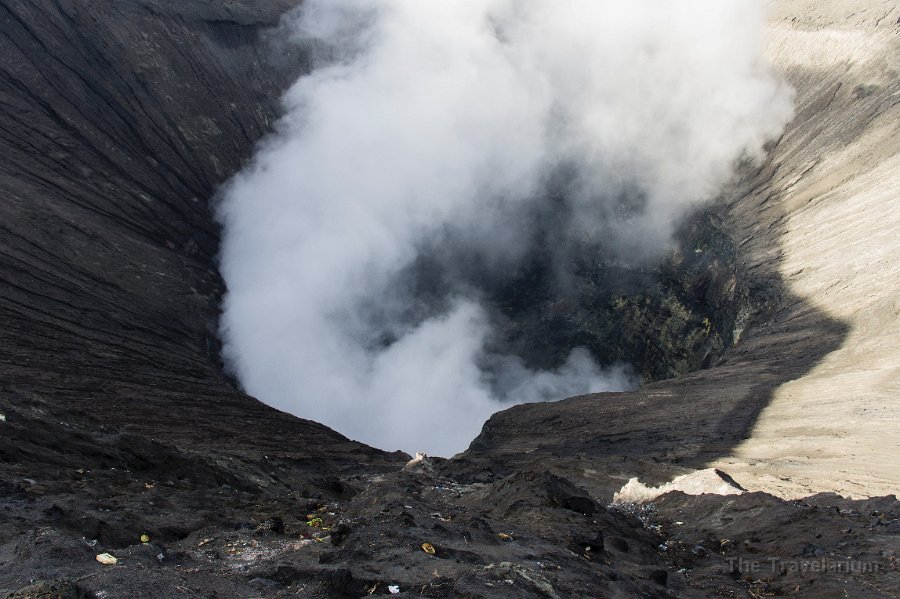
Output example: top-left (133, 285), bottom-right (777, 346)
top-left (216, 0), bottom-right (793, 456)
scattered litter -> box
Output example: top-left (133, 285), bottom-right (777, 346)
top-left (421, 542), bottom-right (436, 555)
top-left (478, 563), bottom-right (559, 599)
top-left (405, 452), bottom-right (427, 468)
top-left (388, 585), bottom-right (400, 594)
top-left (83, 538), bottom-right (98, 548)
top-left (198, 538), bottom-right (212, 547)
top-left (497, 533), bottom-right (512, 541)
top-left (140, 534), bottom-right (150, 543)
top-left (157, 553), bottom-right (165, 561)
top-left (95, 553), bottom-right (118, 565)
top-left (222, 538), bottom-right (311, 571)
top-left (0, 414), bottom-right (6, 422)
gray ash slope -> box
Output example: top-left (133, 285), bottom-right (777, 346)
top-left (0, 1), bottom-right (898, 598)
top-left (0, 0), bottom-right (405, 474)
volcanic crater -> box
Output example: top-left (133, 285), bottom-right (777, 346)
top-left (0, 1), bottom-right (898, 598)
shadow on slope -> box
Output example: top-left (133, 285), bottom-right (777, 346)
top-left (450, 33), bottom-right (900, 497)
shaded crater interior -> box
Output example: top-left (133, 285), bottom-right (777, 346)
top-left (400, 203), bottom-right (760, 385)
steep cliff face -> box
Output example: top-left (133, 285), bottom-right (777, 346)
top-left (0, 1), bottom-right (898, 597)
top-left (0, 0), bottom-right (404, 516)
top-left (1, 0), bottom-right (286, 398)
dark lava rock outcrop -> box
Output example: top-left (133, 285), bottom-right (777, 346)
top-left (1, 0), bottom-right (898, 597)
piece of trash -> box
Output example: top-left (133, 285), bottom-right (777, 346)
top-left (406, 452), bottom-right (428, 468)
top-left (156, 553), bottom-right (165, 561)
top-left (421, 542), bottom-right (436, 555)
top-left (198, 538), bottom-right (212, 547)
top-left (388, 585), bottom-right (400, 594)
top-left (497, 533), bottom-right (512, 541)
top-left (0, 414), bottom-right (6, 422)
top-left (96, 553), bottom-right (118, 565)
top-left (307, 517), bottom-right (324, 528)
top-left (140, 534), bottom-right (150, 543)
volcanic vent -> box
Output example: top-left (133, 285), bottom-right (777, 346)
top-left (215, 0), bottom-right (793, 455)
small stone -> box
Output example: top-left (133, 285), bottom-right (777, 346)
top-left (95, 553), bottom-right (118, 565)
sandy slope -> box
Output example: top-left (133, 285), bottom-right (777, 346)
top-left (711, 0), bottom-right (900, 498)
top-left (459, 0), bottom-right (899, 503)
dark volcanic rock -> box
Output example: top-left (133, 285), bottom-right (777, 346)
top-left (0, 0), bottom-right (406, 592)
top-left (0, 0), bottom-right (403, 479)
top-left (482, 208), bottom-right (753, 382)
top-left (5, 580), bottom-right (93, 599)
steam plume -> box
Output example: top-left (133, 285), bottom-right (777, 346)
top-left (216, 0), bottom-right (793, 455)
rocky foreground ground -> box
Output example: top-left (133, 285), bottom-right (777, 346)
top-left (1, 416), bottom-right (898, 598)
top-left (0, 0), bottom-right (898, 597)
